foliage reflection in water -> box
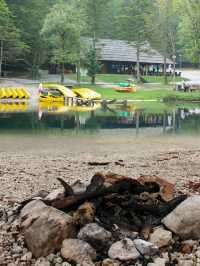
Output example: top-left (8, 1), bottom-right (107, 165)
top-left (0, 102), bottom-right (200, 136)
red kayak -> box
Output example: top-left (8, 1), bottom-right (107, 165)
top-left (115, 87), bottom-right (137, 93)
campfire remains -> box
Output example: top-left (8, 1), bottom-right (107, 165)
top-left (15, 172), bottom-right (190, 265)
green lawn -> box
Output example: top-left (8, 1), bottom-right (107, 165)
top-left (85, 86), bottom-right (200, 102)
top-left (141, 75), bottom-right (187, 83)
top-left (67, 73), bottom-right (186, 84)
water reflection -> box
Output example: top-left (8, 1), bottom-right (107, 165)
top-left (0, 101), bottom-right (200, 136)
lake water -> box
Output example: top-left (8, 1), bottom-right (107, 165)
top-left (0, 101), bottom-right (200, 137)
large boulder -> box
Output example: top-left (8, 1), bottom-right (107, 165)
top-left (20, 201), bottom-right (77, 258)
top-left (162, 196), bottom-right (200, 240)
top-left (61, 239), bottom-right (96, 265)
top-left (108, 238), bottom-right (140, 261)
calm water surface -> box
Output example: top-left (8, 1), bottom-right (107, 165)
top-left (0, 101), bottom-right (200, 137)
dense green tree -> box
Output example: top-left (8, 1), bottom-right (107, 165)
top-left (0, 0), bottom-right (25, 76)
top-left (119, 0), bottom-right (153, 83)
top-left (0, 0), bottom-right (199, 78)
top-left (178, 0), bottom-right (200, 66)
top-left (7, 0), bottom-right (53, 79)
top-left (85, 47), bottom-right (101, 84)
top-left (41, 1), bottom-right (83, 83)
top-left (82, 0), bottom-right (110, 83)
top-left (148, 0), bottom-right (179, 84)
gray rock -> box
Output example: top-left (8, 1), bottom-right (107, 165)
top-left (133, 239), bottom-right (159, 256)
top-left (45, 188), bottom-right (65, 201)
top-left (78, 223), bottom-right (112, 248)
top-left (118, 229), bottom-right (138, 240)
top-left (21, 205), bottom-right (76, 258)
top-left (162, 196), bottom-right (200, 240)
top-left (108, 238), bottom-right (140, 261)
top-left (47, 253), bottom-right (55, 262)
top-left (54, 257), bottom-right (63, 264)
top-left (12, 244), bottom-right (23, 254)
top-left (35, 257), bottom-right (51, 266)
top-left (150, 227), bottom-right (172, 248)
top-left (196, 250), bottom-right (200, 258)
top-left (62, 262), bottom-right (72, 266)
top-left (20, 252), bottom-right (32, 261)
top-left (153, 258), bottom-right (167, 266)
top-left (61, 239), bottom-right (96, 265)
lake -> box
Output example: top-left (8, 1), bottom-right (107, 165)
top-left (0, 101), bottom-right (200, 137)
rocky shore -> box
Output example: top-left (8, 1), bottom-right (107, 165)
top-left (1, 134), bottom-right (200, 265)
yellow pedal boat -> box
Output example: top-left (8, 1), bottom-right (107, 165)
top-left (72, 88), bottom-right (102, 100)
top-left (39, 84), bottom-right (75, 102)
top-left (0, 88), bottom-right (30, 99)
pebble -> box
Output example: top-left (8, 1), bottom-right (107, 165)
top-left (178, 260), bottom-right (194, 266)
top-left (47, 253), bottom-right (55, 262)
top-left (54, 257), bottom-right (63, 263)
top-left (12, 245), bottom-right (23, 254)
top-left (62, 262), bottom-right (72, 266)
top-left (196, 250), bottom-right (200, 258)
top-left (35, 257), bottom-right (51, 266)
top-left (133, 239), bottom-right (159, 256)
top-left (108, 238), bottom-right (140, 261)
top-left (20, 251), bottom-right (32, 261)
top-left (154, 258), bottom-right (167, 266)
top-left (150, 227), bottom-right (172, 248)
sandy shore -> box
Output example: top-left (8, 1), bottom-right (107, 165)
top-left (0, 131), bottom-right (199, 201)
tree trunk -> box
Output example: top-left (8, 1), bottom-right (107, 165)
top-left (92, 31), bottom-right (96, 85)
top-left (31, 65), bottom-right (40, 80)
top-left (136, 45), bottom-right (140, 83)
top-left (0, 40), bottom-right (3, 77)
top-left (163, 55), bottom-right (168, 85)
top-left (76, 61), bottom-right (81, 85)
top-left (61, 63), bottom-right (65, 84)
top-left (91, 75), bottom-right (95, 85)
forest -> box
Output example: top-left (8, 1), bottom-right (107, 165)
top-left (0, 0), bottom-right (200, 82)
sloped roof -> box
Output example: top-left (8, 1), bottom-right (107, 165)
top-left (84, 38), bottom-right (172, 64)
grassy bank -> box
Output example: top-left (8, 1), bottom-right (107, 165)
top-left (86, 85), bottom-right (200, 102)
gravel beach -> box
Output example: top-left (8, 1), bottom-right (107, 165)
top-left (0, 132), bottom-right (199, 202)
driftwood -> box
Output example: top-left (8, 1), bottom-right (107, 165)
top-left (88, 162), bottom-right (110, 166)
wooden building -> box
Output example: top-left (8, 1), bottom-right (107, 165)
top-left (84, 38), bottom-right (173, 75)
